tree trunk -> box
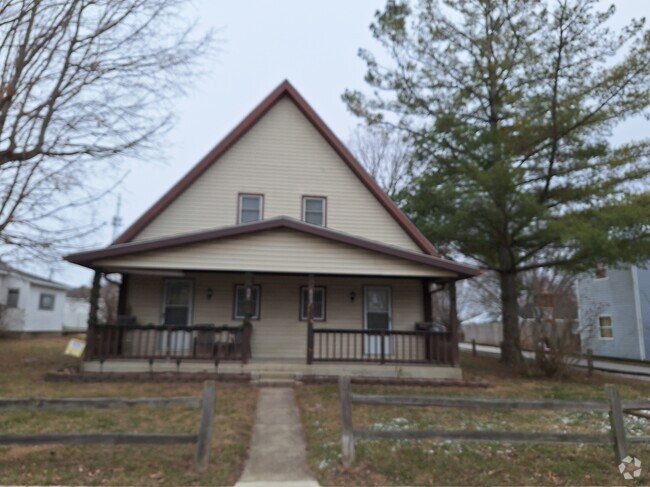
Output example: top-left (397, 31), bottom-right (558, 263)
top-left (499, 271), bottom-right (523, 365)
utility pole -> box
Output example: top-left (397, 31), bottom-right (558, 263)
top-left (111, 195), bottom-right (123, 242)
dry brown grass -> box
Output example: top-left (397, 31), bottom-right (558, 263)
top-left (296, 353), bottom-right (650, 486)
top-left (0, 336), bottom-right (258, 486)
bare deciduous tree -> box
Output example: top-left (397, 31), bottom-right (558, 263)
top-left (465, 268), bottom-right (577, 320)
top-left (0, 0), bottom-right (213, 262)
top-left (348, 125), bottom-right (410, 198)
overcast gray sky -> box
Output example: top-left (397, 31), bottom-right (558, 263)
top-left (57, 0), bottom-right (649, 287)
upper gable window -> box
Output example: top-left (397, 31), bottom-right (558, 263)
top-left (302, 197), bottom-right (326, 226)
top-left (239, 194), bottom-right (263, 224)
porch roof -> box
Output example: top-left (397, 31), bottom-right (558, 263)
top-left (65, 216), bottom-right (479, 279)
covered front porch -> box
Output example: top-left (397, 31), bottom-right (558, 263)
top-left (66, 217), bottom-right (479, 381)
top-left (82, 270), bottom-right (463, 379)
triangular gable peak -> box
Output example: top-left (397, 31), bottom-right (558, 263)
top-left (114, 81), bottom-right (438, 255)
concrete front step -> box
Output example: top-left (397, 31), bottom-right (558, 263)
top-left (253, 374), bottom-right (300, 387)
top-left (254, 380), bottom-right (298, 388)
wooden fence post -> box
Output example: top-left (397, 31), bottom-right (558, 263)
top-left (195, 381), bottom-right (217, 470)
top-left (339, 376), bottom-right (355, 466)
top-left (471, 339), bottom-right (477, 357)
top-left (605, 384), bottom-right (627, 463)
top-left (587, 349), bottom-right (594, 377)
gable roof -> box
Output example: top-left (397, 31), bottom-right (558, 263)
top-left (113, 80), bottom-right (439, 256)
top-left (67, 217), bottom-right (477, 278)
top-left (0, 261), bottom-right (69, 290)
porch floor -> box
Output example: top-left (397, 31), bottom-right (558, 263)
top-left (82, 358), bottom-right (462, 381)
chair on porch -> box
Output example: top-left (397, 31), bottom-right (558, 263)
top-left (193, 325), bottom-right (218, 358)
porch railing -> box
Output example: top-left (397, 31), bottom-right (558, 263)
top-left (85, 323), bottom-right (253, 363)
top-left (307, 328), bottom-right (457, 366)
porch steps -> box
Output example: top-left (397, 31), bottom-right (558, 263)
top-left (252, 372), bottom-right (301, 387)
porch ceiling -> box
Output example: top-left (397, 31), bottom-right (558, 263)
top-left (65, 217), bottom-right (479, 279)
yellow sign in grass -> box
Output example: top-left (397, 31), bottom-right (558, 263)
top-left (64, 338), bottom-right (86, 358)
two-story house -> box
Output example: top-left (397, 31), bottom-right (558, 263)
top-left (577, 264), bottom-right (650, 361)
top-left (66, 81), bottom-right (479, 380)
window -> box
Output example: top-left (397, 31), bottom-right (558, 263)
top-left (239, 194), bottom-right (263, 224)
top-left (162, 279), bottom-right (193, 325)
top-left (302, 197), bottom-right (326, 226)
top-left (234, 285), bottom-right (261, 320)
top-left (599, 315), bottom-right (613, 339)
top-left (300, 286), bottom-right (326, 321)
top-left (595, 264), bottom-right (608, 279)
top-left (6, 289), bottom-right (19, 308)
top-left (39, 293), bottom-right (55, 311)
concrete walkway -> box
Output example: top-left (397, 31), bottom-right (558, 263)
top-left (236, 387), bottom-right (318, 487)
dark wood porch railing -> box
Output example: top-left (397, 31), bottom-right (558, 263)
top-left (307, 328), bottom-right (457, 366)
top-left (85, 323), bottom-right (253, 363)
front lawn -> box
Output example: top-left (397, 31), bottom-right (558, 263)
top-left (295, 354), bottom-right (650, 486)
top-left (0, 336), bottom-right (258, 486)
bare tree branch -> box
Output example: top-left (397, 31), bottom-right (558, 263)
top-left (0, 0), bottom-right (215, 263)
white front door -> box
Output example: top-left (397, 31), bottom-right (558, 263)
top-left (161, 279), bottom-right (193, 354)
top-left (364, 286), bottom-right (391, 356)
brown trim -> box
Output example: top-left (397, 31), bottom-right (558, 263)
top-left (112, 80), bottom-right (438, 256)
top-left (232, 284), bottom-right (261, 321)
top-left (237, 193), bottom-right (265, 224)
top-left (66, 217), bottom-right (479, 278)
top-left (299, 285), bottom-right (326, 321)
top-left (301, 195), bottom-right (327, 227)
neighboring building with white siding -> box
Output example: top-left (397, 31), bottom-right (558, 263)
top-left (577, 264), bottom-right (650, 361)
top-left (0, 262), bottom-right (68, 333)
top-left (65, 81), bottom-right (479, 379)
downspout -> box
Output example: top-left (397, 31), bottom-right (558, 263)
top-left (574, 279), bottom-right (584, 350)
top-left (631, 265), bottom-right (646, 361)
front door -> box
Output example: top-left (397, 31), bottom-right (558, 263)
top-left (161, 279), bottom-right (193, 354)
top-left (364, 286), bottom-right (391, 356)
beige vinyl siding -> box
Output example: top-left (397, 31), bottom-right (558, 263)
top-left (126, 273), bottom-right (424, 360)
top-left (133, 97), bottom-right (422, 253)
top-left (95, 228), bottom-right (454, 278)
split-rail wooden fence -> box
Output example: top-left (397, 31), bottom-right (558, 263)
top-left (0, 380), bottom-right (217, 470)
top-left (339, 376), bottom-right (650, 466)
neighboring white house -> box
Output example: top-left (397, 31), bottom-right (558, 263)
top-left (577, 264), bottom-right (650, 361)
top-left (0, 261), bottom-right (69, 333)
top-left (63, 297), bottom-right (91, 332)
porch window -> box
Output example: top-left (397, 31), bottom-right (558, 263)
top-left (6, 288), bottom-right (19, 308)
top-left (39, 293), bottom-right (55, 310)
top-left (239, 194), bottom-right (263, 224)
top-left (598, 315), bottom-right (613, 339)
top-left (302, 197), bottom-right (326, 226)
top-left (234, 285), bottom-right (261, 320)
top-left (300, 286), bottom-right (326, 321)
